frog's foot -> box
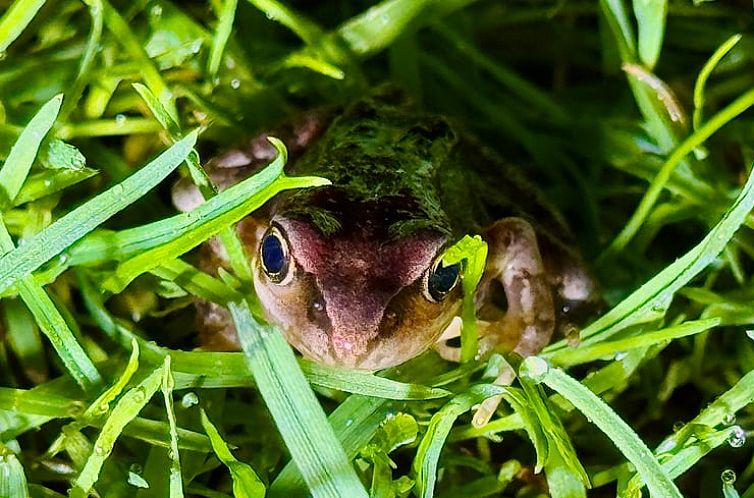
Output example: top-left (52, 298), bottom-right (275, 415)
top-left (480, 217), bottom-right (556, 357)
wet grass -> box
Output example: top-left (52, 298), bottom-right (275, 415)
top-left (1, 0), bottom-right (754, 497)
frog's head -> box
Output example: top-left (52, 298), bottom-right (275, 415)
top-left (249, 200), bottom-right (462, 370)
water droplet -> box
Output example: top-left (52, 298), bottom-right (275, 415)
top-left (115, 114), bottom-right (126, 125)
top-left (521, 357), bottom-right (549, 384)
top-left (345, 419), bottom-right (353, 427)
top-left (728, 425), bottom-right (746, 448)
top-left (58, 253), bottom-right (69, 265)
top-left (721, 469), bottom-right (737, 484)
top-left (190, 39), bottom-right (202, 53)
top-left (266, 12), bottom-right (275, 20)
top-left (746, 329), bottom-right (754, 341)
top-left (132, 387), bottom-right (146, 403)
top-left (181, 392), bottom-right (199, 408)
top-left (723, 412), bottom-right (736, 426)
top-left (614, 351), bottom-right (627, 361)
top-left (94, 444), bottom-right (107, 455)
top-left (150, 4), bottom-right (162, 17)
top-left (112, 184), bottom-right (124, 195)
top-left (673, 421), bottom-right (684, 432)
top-left (97, 401), bottom-right (109, 414)
top-left (43, 179), bottom-right (53, 188)
top-left (230, 78), bottom-right (241, 89)
top-left (129, 463), bottom-right (143, 474)
top-left (225, 58), bottom-right (236, 69)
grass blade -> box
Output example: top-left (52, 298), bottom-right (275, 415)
top-left (0, 94), bottom-right (63, 207)
top-left (161, 356), bottom-right (184, 498)
top-left (0, 445), bottom-right (28, 498)
top-left (633, 0), bottom-right (667, 68)
top-left (200, 408), bottom-right (265, 498)
top-left (0, 219), bottom-right (103, 393)
top-left (412, 384), bottom-right (504, 498)
top-left (547, 165), bottom-right (754, 352)
top-left (0, 131), bottom-right (197, 295)
top-left (521, 358), bottom-right (683, 498)
top-left (0, 0), bottom-right (47, 52)
top-left (104, 140), bottom-right (328, 291)
top-left (229, 299), bottom-right (369, 498)
top-left (69, 364), bottom-right (164, 498)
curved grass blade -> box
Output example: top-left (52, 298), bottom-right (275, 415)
top-left (0, 0), bottom-right (47, 52)
top-left (547, 165), bottom-right (754, 352)
top-left (693, 34), bottom-right (742, 131)
top-left (104, 140), bottom-right (328, 292)
top-left (0, 94), bottom-right (63, 208)
top-left (161, 357), bottom-right (183, 498)
top-left (69, 364), bottom-right (163, 498)
top-left (0, 131), bottom-right (197, 295)
top-left (412, 384), bottom-right (504, 498)
top-left (633, 0), bottom-right (667, 69)
top-left (200, 408), bottom-right (265, 498)
top-left (209, 0), bottom-right (239, 78)
top-left (229, 299), bottom-right (369, 498)
top-left (520, 358), bottom-right (683, 498)
top-left (0, 444), bottom-right (28, 498)
top-left (0, 219), bottom-right (103, 392)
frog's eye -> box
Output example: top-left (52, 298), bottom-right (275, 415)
top-left (260, 226), bottom-right (291, 284)
top-left (423, 257), bottom-right (460, 302)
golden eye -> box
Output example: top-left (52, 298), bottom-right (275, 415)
top-left (423, 257), bottom-right (460, 302)
top-left (260, 226), bottom-right (290, 284)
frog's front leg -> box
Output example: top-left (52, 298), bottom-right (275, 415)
top-left (479, 217), bottom-right (555, 357)
top-left (434, 217), bottom-right (555, 360)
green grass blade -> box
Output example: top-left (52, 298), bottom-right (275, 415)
top-left (521, 358), bottom-right (683, 498)
top-left (161, 356), bottom-right (184, 498)
top-left (632, 0), bottom-right (667, 69)
top-left (104, 144), bottom-right (328, 292)
top-left (693, 34), bottom-right (742, 131)
top-left (412, 384), bottom-right (504, 498)
top-left (69, 364), bottom-right (163, 498)
top-left (228, 299), bottom-right (369, 498)
top-left (200, 408), bottom-right (265, 498)
top-left (0, 131), bottom-right (197, 295)
top-left (100, 0), bottom-right (178, 120)
top-left (547, 165), bottom-right (754, 352)
top-left (0, 0), bottom-right (47, 52)
top-left (0, 219), bottom-right (103, 393)
top-left (209, 0), bottom-right (239, 78)
top-left (547, 318), bottom-right (721, 367)
top-left (605, 86), bottom-right (754, 255)
top-left (0, 444), bottom-right (29, 498)
top-left (0, 94), bottom-right (62, 207)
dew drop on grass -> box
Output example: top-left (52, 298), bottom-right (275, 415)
top-left (150, 4), bottom-right (162, 17)
top-left (129, 463), bottom-right (143, 475)
top-left (58, 252), bottom-right (69, 265)
top-left (112, 184), bottom-right (124, 196)
top-left (728, 426), bottom-right (746, 448)
top-left (181, 392), bottom-right (199, 408)
top-left (231, 78), bottom-right (241, 89)
top-left (746, 329), bottom-right (754, 341)
top-left (132, 387), bottom-right (147, 403)
top-left (521, 356), bottom-right (549, 384)
top-left (672, 421), bottom-right (684, 432)
top-left (115, 114), bottom-right (126, 125)
top-left (614, 351), bottom-right (627, 361)
top-left (721, 469), bottom-right (737, 484)
top-left (723, 412), bottom-right (736, 426)
top-left (94, 444), bottom-right (107, 456)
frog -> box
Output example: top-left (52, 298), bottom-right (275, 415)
top-left (172, 91), bottom-right (596, 372)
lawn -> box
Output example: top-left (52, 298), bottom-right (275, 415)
top-left (0, 0), bottom-right (753, 497)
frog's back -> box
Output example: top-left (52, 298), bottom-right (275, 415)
top-left (285, 95), bottom-right (576, 251)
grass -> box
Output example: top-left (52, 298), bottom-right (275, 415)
top-left (0, 0), bottom-right (754, 497)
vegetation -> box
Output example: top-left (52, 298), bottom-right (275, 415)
top-left (0, 0), bottom-right (753, 497)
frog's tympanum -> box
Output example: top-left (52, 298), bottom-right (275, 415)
top-left (173, 94), bottom-right (595, 371)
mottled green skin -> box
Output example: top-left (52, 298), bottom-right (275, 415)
top-left (278, 94), bottom-right (575, 252)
